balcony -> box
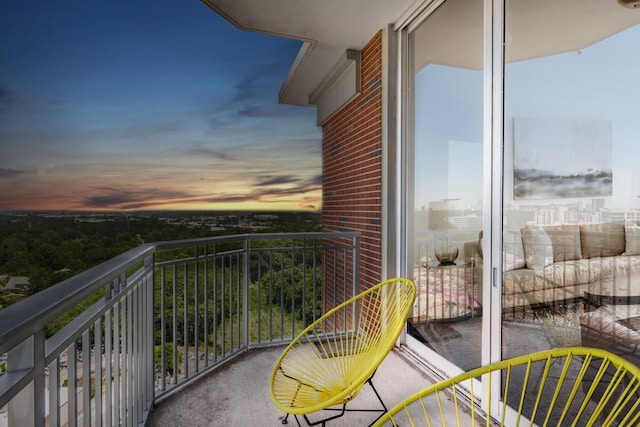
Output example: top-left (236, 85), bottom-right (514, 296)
top-left (0, 231), bottom-right (450, 426)
top-left (146, 345), bottom-right (442, 426)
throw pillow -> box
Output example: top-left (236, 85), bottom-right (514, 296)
top-left (543, 224), bottom-right (582, 262)
top-left (522, 225), bottom-right (554, 269)
top-left (580, 223), bottom-right (625, 258)
top-left (503, 227), bottom-right (526, 271)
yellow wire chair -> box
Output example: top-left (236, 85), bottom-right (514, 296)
top-left (270, 277), bottom-right (417, 426)
top-left (373, 346), bottom-right (640, 427)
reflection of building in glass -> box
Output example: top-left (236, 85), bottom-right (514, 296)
top-left (426, 210), bottom-right (482, 230)
top-left (502, 199), bottom-right (640, 227)
top-left (602, 210), bottom-right (640, 225)
top-left (429, 199), bottom-right (462, 211)
top-left (582, 213), bottom-right (601, 223)
top-left (448, 214), bottom-right (482, 229)
top-left (420, 198), bottom-right (640, 232)
top-left (535, 208), bottom-right (556, 225)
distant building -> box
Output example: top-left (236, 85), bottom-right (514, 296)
top-left (592, 198), bottom-right (605, 211)
top-left (448, 214), bottom-right (483, 230)
top-left (2, 276), bottom-right (30, 293)
top-left (429, 199), bottom-right (462, 211)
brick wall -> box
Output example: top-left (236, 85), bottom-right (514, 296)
top-left (322, 31), bottom-right (383, 295)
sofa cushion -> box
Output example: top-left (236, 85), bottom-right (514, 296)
top-left (506, 268), bottom-right (556, 293)
top-left (605, 255), bottom-right (640, 276)
top-left (522, 225), bottom-right (554, 269)
top-left (542, 224), bottom-right (582, 262)
top-left (580, 222), bottom-right (625, 259)
top-left (625, 225), bottom-right (640, 256)
top-left (536, 259), bottom-right (605, 286)
top-left (503, 227), bottom-right (526, 271)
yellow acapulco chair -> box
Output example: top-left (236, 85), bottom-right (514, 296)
top-left (373, 346), bottom-right (640, 427)
top-left (270, 277), bottom-right (416, 426)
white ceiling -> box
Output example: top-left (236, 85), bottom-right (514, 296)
top-left (203, 0), bottom-right (640, 106)
top-left (413, 0), bottom-right (640, 72)
top-left (201, 0), bottom-right (419, 106)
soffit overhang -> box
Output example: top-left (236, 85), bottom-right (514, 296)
top-left (203, 0), bottom-right (640, 107)
top-left (201, 0), bottom-right (418, 106)
top-left (414, 0), bottom-right (640, 72)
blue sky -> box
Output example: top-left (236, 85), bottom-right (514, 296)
top-left (414, 23), bottom-right (640, 211)
top-left (0, 1), bottom-right (322, 211)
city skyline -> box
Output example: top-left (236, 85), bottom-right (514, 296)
top-left (0, 1), bottom-right (322, 212)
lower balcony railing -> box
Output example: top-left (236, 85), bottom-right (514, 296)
top-left (0, 232), bottom-right (361, 427)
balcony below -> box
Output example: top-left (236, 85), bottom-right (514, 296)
top-left (147, 345), bottom-right (465, 426)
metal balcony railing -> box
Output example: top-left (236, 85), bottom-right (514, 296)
top-left (0, 232), bottom-right (360, 427)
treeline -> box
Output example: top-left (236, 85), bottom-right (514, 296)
top-left (0, 212), bottom-right (320, 302)
top-left (153, 247), bottom-right (323, 363)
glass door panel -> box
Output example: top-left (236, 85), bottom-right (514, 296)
top-left (503, 0), bottom-right (640, 365)
top-left (407, 0), bottom-right (484, 371)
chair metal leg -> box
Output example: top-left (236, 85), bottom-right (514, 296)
top-left (281, 413), bottom-right (302, 426)
top-left (302, 404), bottom-right (346, 426)
top-left (366, 377), bottom-right (388, 426)
top-left (284, 374), bottom-right (388, 426)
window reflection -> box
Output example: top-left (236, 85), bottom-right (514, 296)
top-left (408, 0), bottom-right (484, 371)
top-left (503, 0), bottom-right (640, 367)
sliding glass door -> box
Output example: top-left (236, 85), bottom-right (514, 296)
top-left (502, 0), bottom-right (640, 363)
top-left (405, 0), bottom-right (485, 372)
top-left (403, 0), bottom-right (640, 389)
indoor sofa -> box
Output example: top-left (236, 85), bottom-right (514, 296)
top-left (474, 222), bottom-right (640, 312)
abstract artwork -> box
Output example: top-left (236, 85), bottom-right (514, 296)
top-left (513, 117), bottom-right (612, 200)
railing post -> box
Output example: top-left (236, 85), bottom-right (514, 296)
top-left (145, 254), bottom-right (155, 417)
top-left (7, 332), bottom-right (45, 427)
top-left (242, 238), bottom-right (250, 347)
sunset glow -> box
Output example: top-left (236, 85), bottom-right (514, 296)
top-left (0, 1), bottom-right (321, 212)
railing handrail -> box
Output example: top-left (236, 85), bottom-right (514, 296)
top-left (0, 230), bottom-right (361, 427)
top-left (0, 243), bottom-right (155, 354)
top-left (153, 231), bottom-right (361, 250)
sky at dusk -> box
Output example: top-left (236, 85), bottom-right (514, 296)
top-left (0, 1), bottom-right (322, 212)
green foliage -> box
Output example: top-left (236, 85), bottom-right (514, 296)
top-left (0, 213), bottom-right (320, 307)
top-left (154, 257), bottom-right (253, 354)
top-left (45, 288), bottom-right (105, 337)
top-left (155, 342), bottom-right (183, 375)
top-left (152, 240), bottom-right (324, 352)
top-left (258, 252), bottom-right (322, 326)
top-left (248, 285), bottom-right (305, 341)
top-left (0, 212), bottom-right (323, 368)
top-left (0, 293), bottom-right (25, 307)
top-left (27, 265), bottom-right (54, 294)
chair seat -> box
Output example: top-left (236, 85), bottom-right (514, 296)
top-left (270, 277), bottom-right (416, 422)
top-left (373, 346), bottom-right (640, 427)
top-left (276, 344), bottom-right (378, 406)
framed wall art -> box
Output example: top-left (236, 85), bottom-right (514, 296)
top-left (513, 117), bottom-right (613, 200)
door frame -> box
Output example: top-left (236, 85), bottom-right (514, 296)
top-left (394, 0), bottom-right (506, 378)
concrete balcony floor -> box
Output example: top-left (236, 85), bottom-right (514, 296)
top-left (148, 345), bottom-right (466, 426)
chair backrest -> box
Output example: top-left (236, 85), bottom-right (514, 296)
top-left (373, 346), bottom-right (640, 426)
top-left (270, 277), bottom-right (416, 415)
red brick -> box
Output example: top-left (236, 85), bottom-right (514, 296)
top-left (322, 31), bottom-right (383, 293)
